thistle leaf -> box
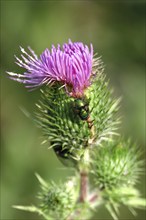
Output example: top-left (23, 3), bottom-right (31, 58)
top-left (105, 203), bottom-right (118, 220)
top-left (103, 186), bottom-right (146, 219)
top-left (35, 173), bottom-right (48, 190)
top-left (13, 205), bottom-right (53, 220)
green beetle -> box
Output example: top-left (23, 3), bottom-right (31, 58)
top-left (53, 144), bottom-right (77, 167)
top-left (73, 98), bottom-right (90, 120)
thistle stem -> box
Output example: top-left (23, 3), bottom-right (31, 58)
top-left (79, 171), bottom-right (88, 202)
top-left (67, 171), bottom-right (89, 220)
top-left (89, 193), bottom-right (98, 203)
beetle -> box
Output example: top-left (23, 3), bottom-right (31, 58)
top-left (73, 97), bottom-right (94, 128)
top-left (73, 98), bottom-right (90, 120)
top-left (53, 144), bottom-right (76, 167)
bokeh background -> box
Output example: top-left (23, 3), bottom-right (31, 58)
top-left (1, 0), bottom-right (145, 219)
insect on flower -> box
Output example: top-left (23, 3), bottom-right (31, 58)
top-left (53, 144), bottom-right (76, 167)
top-left (73, 97), bottom-right (90, 120)
top-left (7, 39), bottom-right (94, 98)
top-left (73, 97), bottom-right (94, 128)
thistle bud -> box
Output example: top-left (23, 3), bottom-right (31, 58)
top-left (91, 139), bottom-right (143, 190)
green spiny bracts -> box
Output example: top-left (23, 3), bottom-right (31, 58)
top-left (13, 175), bottom-right (79, 220)
top-left (38, 181), bottom-right (76, 220)
top-left (36, 85), bottom-right (90, 166)
top-left (85, 74), bottom-right (121, 145)
top-left (103, 186), bottom-right (146, 220)
top-left (91, 139), bottom-right (144, 190)
top-left (35, 72), bottom-right (121, 166)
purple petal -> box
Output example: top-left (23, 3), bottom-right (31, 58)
top-left (7, 40), bottom-right (94, 97)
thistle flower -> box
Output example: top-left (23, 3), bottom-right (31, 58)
top-left (7, 39), bottom-right (94, 98)
top-left (8, 40), bottom-right (146, 220)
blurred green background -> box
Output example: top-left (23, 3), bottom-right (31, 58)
top-left (1, 0), bottom-right (145, 219)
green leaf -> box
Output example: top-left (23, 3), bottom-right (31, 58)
top-left (103, 186), bottom-right (146, 219)
top-left (13, 205), bottom-right (53, 220)
top-left (35, 173), bottom-right (48, 190)
top-left (105, 203), bottom-right (118, 220)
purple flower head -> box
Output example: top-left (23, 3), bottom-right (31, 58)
top-left (7, 39), bottom-right (93, 97)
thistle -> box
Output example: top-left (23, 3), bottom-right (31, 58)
top-left (7, 40), bottom-right (146, 220)
top-left (7, 39), bottom-right (93, 97)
